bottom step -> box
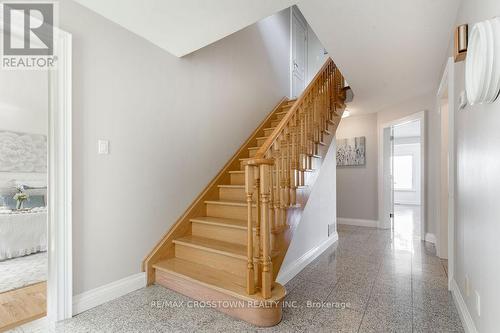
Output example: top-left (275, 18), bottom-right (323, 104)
top-left (154, 258), bottom-right (286, 327)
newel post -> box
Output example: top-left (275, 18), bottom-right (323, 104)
top-left (244, 164), bottom-right (256, 295)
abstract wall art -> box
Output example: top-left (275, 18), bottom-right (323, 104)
top-left (336, 136), bottom-right (366, 166)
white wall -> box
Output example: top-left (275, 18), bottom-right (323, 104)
top-left (393, 142), bottom-right (421, 205)
top-left (59, 0), bottom-right (291, 295)
top-left (335, 113), bottom-right (378, 221)
top-left (451, 1), bottom-right (500, 331)
top-left (335, 91), bottom-right (440, 235)
top-left (0, 70), bottom-right (48, 188)
top-left (278, 139), bottom-right (337, 281)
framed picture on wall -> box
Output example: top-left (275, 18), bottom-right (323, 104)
top-left (336, 136), bottom-right (366, 166)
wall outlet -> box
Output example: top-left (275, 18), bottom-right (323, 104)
top-left (475, 291), bottom-right (481, 317)
top-left (465, 275), bottom-right (470, 297)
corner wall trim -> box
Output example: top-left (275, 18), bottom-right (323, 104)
top-left (424, 233), bottom-right (437, 244)
top-left (451, 279), bottom-right (478, 333)
top-left (276, 233), bottom-right (338, 285)
top-left (73, 272), bottom-right (146, 315)
top-left (338, 217), bottom-right (378, 228)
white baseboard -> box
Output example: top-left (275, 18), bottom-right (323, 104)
top-left (424, 233), bottom-right (436, 244)
top-left (73, 272), bottom-right (146, 315)
top-left (338, 217), bottom-right (378, 228)
top-left (276, 233), bottom-right (338, 285)
top-left (451, 279), bottom-right (478, 333)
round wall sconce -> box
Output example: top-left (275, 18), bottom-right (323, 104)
top-left (465, 17), bottom-right (500, 105)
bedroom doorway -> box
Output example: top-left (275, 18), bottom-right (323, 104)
top-left (0, 17), bottom-right (73, 331)
top-left (0, 66), bottom-right (49, 331)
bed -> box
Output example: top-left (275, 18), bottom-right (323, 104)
top-left (0, 209), bottom-right (47, 260)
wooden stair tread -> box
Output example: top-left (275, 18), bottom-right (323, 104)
top-left (173, 235), bottom-right (247, 259)
top-left (218, 184), bottom-right (244, 189)
top-left (205, 199), bottom-right (250, 207)
top-left (190, 216), bottom-right (248, 230)
top-left (154, 258), bottom-right (286, 302)
top-left (228, 170), bottom-right (244, 174)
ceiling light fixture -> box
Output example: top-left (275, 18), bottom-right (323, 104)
top-left (342, 110), bottom-right (351, 118)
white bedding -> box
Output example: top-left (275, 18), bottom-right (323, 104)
top-left (0, 210), bottom-right (47, 260)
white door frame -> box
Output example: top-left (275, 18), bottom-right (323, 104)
top-left (437, 57), bottom-right (455, 289)
top-left (289, 6), bottom-right (308, 98)
top-left (378, 111), bottom-right (426, 242)
top-left (47, 26), bottom-right (73, 321)
top-left (0, 17), bottom-right (73, 323)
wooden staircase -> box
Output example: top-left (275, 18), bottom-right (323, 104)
top-left (143, 58), bottom-right (347, 327)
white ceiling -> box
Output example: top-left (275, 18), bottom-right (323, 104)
top-left (297, 0), bottom-right (460, 115)
top-left (73, 0), bottom-right (296, 57)
top-left (74, 0), bottom-right (460, 115)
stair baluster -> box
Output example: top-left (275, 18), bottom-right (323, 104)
top-left (243, 58), bottom-right (345, 299)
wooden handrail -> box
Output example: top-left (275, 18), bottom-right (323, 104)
top-left (244, 57), bottom-right (345, 299)
top-left (253, 58), bottom-right (335, 159)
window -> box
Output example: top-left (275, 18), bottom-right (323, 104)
top-left (394, 155), bottom-right (413, 190)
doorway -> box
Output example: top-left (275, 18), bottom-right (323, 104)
top-left (380, 112), bottom-right (426, 246)
top-left (0, 21), bottom-right (73, 330)
top-left (0, 68), bottom-right (49, 330)
top-left (392, 120), bottom-right (423, 245)
top-left (290, 6), bottom-right (307, 98)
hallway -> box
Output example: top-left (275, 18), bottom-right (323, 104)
top-left (14, 225), bottom-right (463, 332)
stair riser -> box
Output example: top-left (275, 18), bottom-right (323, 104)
top-left (174, 244), bottom-right (246, 279)
top-left (191, 222), bottom-right (248, 245)
top-left (248, 148), bottom-right (257, 158)
top-left (256, 137), bottom-right (267, 146)
top-left (271, 120), bottom-right (281, 127)
top-left (275, 113), bottom-right (287, 121)
top-left (264, 128), bottom-right (275, 136)
top-left (219, 187), bottom-right (255, 201)
top-left (230, 173), bottom-right (244, 185)
top-left (206, 203), bottom-right (255, 221)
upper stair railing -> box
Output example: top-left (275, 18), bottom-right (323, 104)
top-left (243, 58), bottom-right (346, 299)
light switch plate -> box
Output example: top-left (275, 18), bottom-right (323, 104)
top-left (98, 140), bottom-right (109, 154)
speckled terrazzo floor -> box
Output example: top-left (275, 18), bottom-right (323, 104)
top-left (10, 223), bottom-right (464, 333)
